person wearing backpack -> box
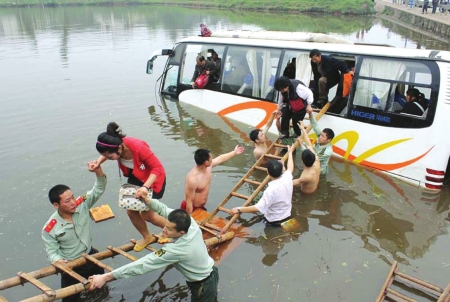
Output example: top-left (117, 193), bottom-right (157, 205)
top-left (274, 76), bottom-right (314, 139)
top-left (191, 55), bottom-right (218, 89)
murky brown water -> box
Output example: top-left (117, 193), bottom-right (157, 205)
top-left (0, 5), bottom-right (449, 301)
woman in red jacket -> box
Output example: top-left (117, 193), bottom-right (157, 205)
top-left (94, 122), bottom-right (166, 252)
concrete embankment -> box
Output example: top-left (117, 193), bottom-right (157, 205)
top-left (376, 0), bottom-right (450, 40)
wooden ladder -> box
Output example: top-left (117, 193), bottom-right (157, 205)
top-left (376, 261), bottom-right (450, 302)
top-left (0, 242), bottom-right (140, 302)
top-left (199, 103), bottom-right (330, 235)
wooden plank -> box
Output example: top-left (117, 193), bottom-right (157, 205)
top-left (51, 262), bottom-right (88, 285)
top-left (395, 274), bottom-right (442, 298)
top-left (385, 292), bottom-right (411, 302)
top-left (107, 246), bottom-right (138, 262)
top-left (243, 178), bottom-right (262, 186)
top-left (437, 283), bottom-right (450, 302)
top-left (396, 271), bottom-right (442, 294)
top-left (273, 143), bottom-right (288, 148)
top-left (230, 192), bottom-right (250, 200)
top-left (375, 261), bottom-right (398, 302)
top-left (263, 154), bottom-right (282, 160)
top-left (82, 253), bottom-right (113, 272)
top-left (17, 272), bottom-right (55, 297)
top-left (204, 223), bottom-right (223, 232)
top-left (89, 204), bottom-right (115, 222)
top-left (199, 225), bottom-right (219, 236)
top-left (254, 166), bottom-right (268, 172)
top-left (386, 288), bottom-right (416, 302)
top-left (218, 206), bottom-right (232, 215)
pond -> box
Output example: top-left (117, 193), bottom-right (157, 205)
top-left (0, 5), bottom-right (449, 301)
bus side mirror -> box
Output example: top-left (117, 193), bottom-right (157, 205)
top-left (146, 60), bottom-right (154, 74)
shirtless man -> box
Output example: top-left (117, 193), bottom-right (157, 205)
top-left (182, 145), bottom-right (245, 214)
top-left (293, 122), bottom-right (320, 193)
top-left (249, 111), bottom-right (277, 164)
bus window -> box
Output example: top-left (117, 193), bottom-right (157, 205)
top-left (180, 44), bottom-right (223, 85)
top-left (162, 65), bottom-right (179, 95)
top-left (281, 51), bottom-right (312, 87)
top-left (353, 58), bottom-right (409, 109)
top-left (221, 46), bottom-right (281, 100)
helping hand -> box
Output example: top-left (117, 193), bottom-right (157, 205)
top-left (88, 274), bottom-right (107, 291)
top-left (234, 145), bottom-right (245, 155)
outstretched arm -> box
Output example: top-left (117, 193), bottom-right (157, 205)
top-left (286, 145), bottom-right (294, 174)
top-left (211, 145), bottom-right (245, 168)
top-left (261, 110), bottom-right (277, 134)
top-left (298, 122), bottom-right (313, 150)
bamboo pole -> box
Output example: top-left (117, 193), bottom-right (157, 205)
top-left (437, 283), bottom-right (450, 302)
top-left (20, 282), bottom-right (86, 302)
top-left (204, 231), bottom-right (235, 248)
top-left (0, 243), bottom-right (134, 290)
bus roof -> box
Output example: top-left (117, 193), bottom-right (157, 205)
top-left (178, 30), bottom-right (450, 62)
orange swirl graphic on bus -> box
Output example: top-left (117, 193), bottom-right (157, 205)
top-left (217, 101), bottom-right (433, 171)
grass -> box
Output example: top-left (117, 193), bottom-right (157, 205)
top-left (0, 0), bottom-right (376, 15)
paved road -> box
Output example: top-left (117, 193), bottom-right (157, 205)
top-left (376, 0), bottom-right (450, 25)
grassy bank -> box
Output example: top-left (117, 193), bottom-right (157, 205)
top-left (0, 0), bottom-right (376, 15)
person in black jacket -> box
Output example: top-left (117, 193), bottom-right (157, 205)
top-left (191, 55), bottom-right (218, 89)
top-left (309, 49), bottom-right (354, 108)
top-left (399, 88), bottom-right (428, 116)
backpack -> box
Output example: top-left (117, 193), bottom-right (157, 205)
top-left (195, 72), bottom-right (210, 89)
top-left (200, 23), bottom-right (212, 37)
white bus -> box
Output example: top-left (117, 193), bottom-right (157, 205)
top-left (147, 30), bottom-right (450, 190)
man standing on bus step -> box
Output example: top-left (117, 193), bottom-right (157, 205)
top-left (303, 107), bottom-right (334, 175)
top-left (42, 162), bottom-right (106, 302)
top-left (182, 145), bottom-right (245, 214)
top-left (309, 49), bottom-right (354, 108)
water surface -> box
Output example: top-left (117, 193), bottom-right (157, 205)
top-left (0, 6), bottom-right (449, 301)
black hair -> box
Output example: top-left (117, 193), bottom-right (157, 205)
top-left (194, 149), bottom-right (211, 165)
top-left (197, 55), bottom-right (206, 62)
top-left (96, 122), bottom-right (126, 154)
top-left (274, 76), bottom-right (296, 101)
top-left (249, 129), bottom-right (261, 143)
top-left (48, 184), bottom-right (70, 205)
top-left (168, 209), bottom-right (191, 233)
top-left (323, 128), bottom-right (335, 141)
top-left (267, 159), bottom-right (283, 178)
top-left (309, 49), bottom-right (321, 58)
top-left (406, 88), bottom-right (420, 99)
top-left (302, 149), bottom-right (316, 167)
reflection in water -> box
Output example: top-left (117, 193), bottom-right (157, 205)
top-left (1, 5), bottom-right (450, 300)
top-left (246, 218), bottom-right (307, 266)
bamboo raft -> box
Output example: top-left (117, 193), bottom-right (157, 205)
top-left (0, 104), bottom-right (329, 301)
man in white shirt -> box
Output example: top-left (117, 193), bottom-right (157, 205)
top-left (231, 145), bottom-right (294, 226)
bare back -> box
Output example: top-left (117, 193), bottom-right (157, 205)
top-left (293, 158), bottom-right (320, 194)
